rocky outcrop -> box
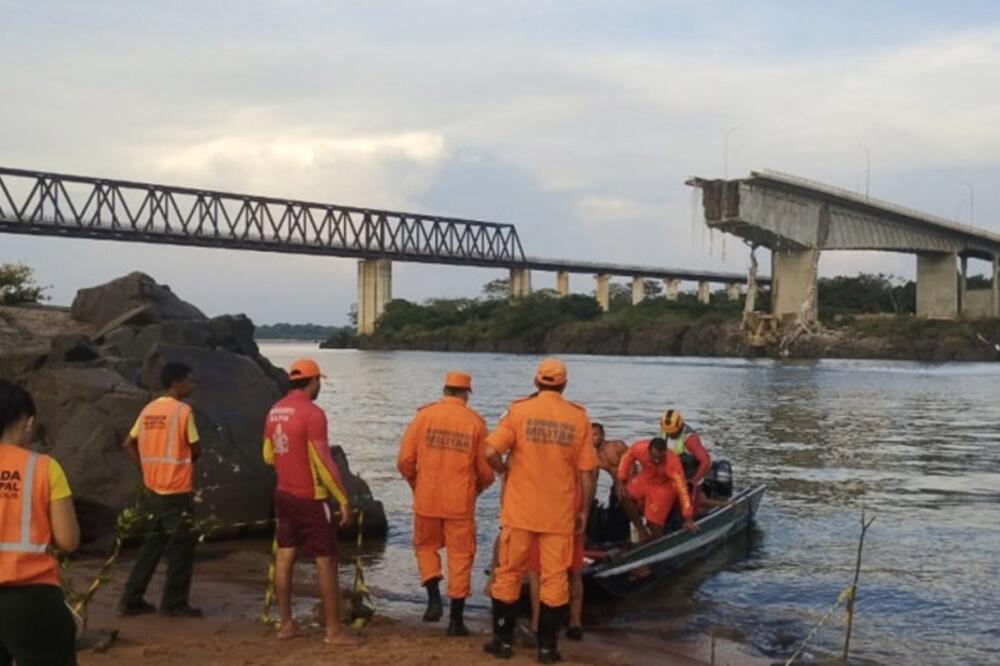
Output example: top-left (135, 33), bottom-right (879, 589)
top-left (0, 274), bottom-right (387, 544)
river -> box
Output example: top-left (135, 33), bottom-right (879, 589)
top-left (259, 343), bottom-right (1000, 665)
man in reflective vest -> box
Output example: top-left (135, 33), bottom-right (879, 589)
top-left (119, 362), bottom-right (203, 617)
top-left (397, 371), bottom-right (494, 637)
top-left (0, 379), bottom-right (81, 665)
top-left (617, 437), bottom-right (696, 542)
top-left (263, 358), bottom-right (359, 646)
top-left (483, 358), bottom-right (597, 664)
top-left (660, 409), bottom-right (711, 515)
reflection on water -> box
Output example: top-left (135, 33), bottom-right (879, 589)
top-left (260, 345), bottom-right (1000, 665)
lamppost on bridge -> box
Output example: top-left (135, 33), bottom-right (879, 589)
top-left (964, 181), bottom-right (975, 225)
top-left (858, 145), bottom-right (871, 199)
top-left (723, 126), bottom-right (739, 178)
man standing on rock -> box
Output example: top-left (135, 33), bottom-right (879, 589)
top-left (397, 371), bottom-right (494, 637)
top-left (262, 358), bottom-right (359, 646)
top-left (119, 362), bottom-right (203, 617)
top-left (483, 358), bottom-right (597, 664)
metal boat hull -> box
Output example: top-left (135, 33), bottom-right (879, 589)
top-left (583, 484), bottom-right (767, 598)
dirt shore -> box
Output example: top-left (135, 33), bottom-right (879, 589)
top-left (70, 541), bottom-right (761, 666)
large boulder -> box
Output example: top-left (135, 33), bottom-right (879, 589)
top-left (0, 273), bottom-right (387, 544)
top-left (71, 272), bottom-right (205, 330)
top-left (24, 366), bottom-right (151, 540)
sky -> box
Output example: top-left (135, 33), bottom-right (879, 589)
top-left (3, 1), bottom-right (1000, 325)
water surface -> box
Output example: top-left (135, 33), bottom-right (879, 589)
top-left (260, 344), bottom-right (1000, 665)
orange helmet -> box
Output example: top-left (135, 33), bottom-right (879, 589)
top-left (659, 409), bottom-right (684, 437)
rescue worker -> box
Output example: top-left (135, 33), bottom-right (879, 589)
top-left (119, 362), bottom-right (203, 617)
top-left (616, 437), bottom-right (696, 542)
top-left (483, 358), bottom-right (597, 664)
top-left (0, 380), bottom-right (80, 666)
top-left (659, 410), bottom-right (711, 515)
top-left (397, 371), bottom-right (494, 636)
top-left (263, 358), bottom-right (359, 646)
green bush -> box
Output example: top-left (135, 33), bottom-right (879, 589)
top-left (0, 263), bottom-right (48, 305)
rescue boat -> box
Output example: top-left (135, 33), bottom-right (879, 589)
top-left (581, 483), bottom-right (767, 598)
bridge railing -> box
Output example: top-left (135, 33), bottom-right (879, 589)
top-left (0, 167), bottom-right (527, 265)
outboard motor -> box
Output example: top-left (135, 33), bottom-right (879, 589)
top-left (703, 459), bottom-right (733, 499)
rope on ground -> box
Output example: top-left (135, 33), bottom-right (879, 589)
top-left (59, 490), bottom-right (267, 625)
top-left (784, 586), bottom-right (851, 666)
top-left (260, 532), bottom-right (279, 626)
top-left (350, 510), bottom-right (376, 628)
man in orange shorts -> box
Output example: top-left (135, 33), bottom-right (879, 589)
top-left (616, 437), bottom-right (696, 542)
top-left (262, 359), bottom-right (358, 646)
top-left (483, 358), bottom-right (596, 663)
top-left (397, 371), bottom-right (494, 636)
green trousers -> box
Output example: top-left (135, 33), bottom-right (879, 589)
top-left (119, 491), bottom-right (197, 611)
top-left (0, 584), bottom-right (77, 666)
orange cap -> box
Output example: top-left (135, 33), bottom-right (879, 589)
top-left (534, 358), bottom-right (567, 387)
top-left (288, 358), bottom-right (325, 381)
top-left (444, 371), bottom-right (472, 390)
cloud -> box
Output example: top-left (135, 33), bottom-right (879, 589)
top-left (2, 4), bottom-right (1000, 322)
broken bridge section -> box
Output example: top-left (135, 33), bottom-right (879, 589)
top-left (688, 170), bottom-right (1000, 324)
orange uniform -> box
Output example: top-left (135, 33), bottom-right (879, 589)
top-left (397, 395), bottom-right (493, 599)
top-left (488, 391), bottom-right (597, 607)
top-left (0, 445), bottom-right (71, 587)
top-left (617, 439), bottom-right (693, 527)
top-left (130, 396), bottom-right (199, 495)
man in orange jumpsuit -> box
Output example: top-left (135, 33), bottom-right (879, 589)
top-left (617, 437), bottom-right (696, 542)
top-left (660, 409), bottom-right (711, 516)
top-left (397, 371), bottom-right (494, 637)
top-left (483, 358), bottom-right (597, 664)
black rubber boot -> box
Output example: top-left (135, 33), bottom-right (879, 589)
top-left (482, 598), bottom-right (515, 659)
top-left (423, 577), bottom-right (443, 622)
top-left (446, 597), bottom-right (469, 636)
top-left (537, 603), bottom-right (566, 664)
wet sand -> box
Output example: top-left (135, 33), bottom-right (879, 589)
top-left (71, 541), bottom-right (762, 666)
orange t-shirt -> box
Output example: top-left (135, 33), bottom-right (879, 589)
top-left (488, 391), bottom-right (597, 535)
top-left (397, 396), bottom-right (494, 519)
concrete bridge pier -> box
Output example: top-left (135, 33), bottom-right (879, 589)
top-left (631, 276), bottom-right (645, 305)
top-left (357, 258), bottom-right (392, 335)
top-left (556, 271), bottom-right (570, 297)
top-left (994, 255), bottom-right (1000, 317)
top-left (595, 274), bottom-right (610, 311)
top-left (726, 283), bottom-right (742, 301)
top-left (664, 278), bottom-right (680, 301)
top-left (697, 281), bottom-right (711, 304)
top-left (771, 247), bottom-right (819, 325)
top-left (509, 267), bottom-right (532, 299)
top-left (916, 252), bottom-right (958, 319)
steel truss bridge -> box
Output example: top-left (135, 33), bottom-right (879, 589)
top-left (0, 166), bottom-right (525, 268)
top-left (0, 166), bottom-right (760, 285)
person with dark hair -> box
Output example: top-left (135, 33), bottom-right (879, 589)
top-left (262, 359), bottom-right (359, 646)
top-left (616, 436), bottom-right (697, 543)
top-left (0, 379), bottom-right (80, 665)
top-left (483, 358), bottom-right (597, 664)
top-left (118, 361), bottom-right (203, 617)
top-left (397, 371), bottom-right (493, 637)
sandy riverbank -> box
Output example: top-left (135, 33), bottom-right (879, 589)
top-left (69, 541), bottom-right (762, 666)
